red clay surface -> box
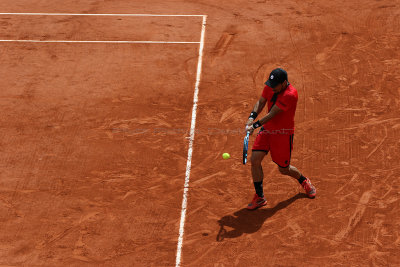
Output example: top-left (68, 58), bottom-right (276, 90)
top-left (0, 0), bottom-right (399, 266)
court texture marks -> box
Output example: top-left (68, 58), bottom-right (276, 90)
top-left (0, 1), bottom-right (399, 266)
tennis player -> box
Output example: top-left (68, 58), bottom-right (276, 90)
top-left (245, 68), bottom-right (316, 210)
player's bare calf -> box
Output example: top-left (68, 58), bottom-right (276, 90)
top-left (278, 165), bottom-right (317, 198)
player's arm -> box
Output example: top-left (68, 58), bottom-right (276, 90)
top-left (246, 96), bottom-right (267, 126)
top-left (252, 95), bottom-right (267, 115)
top-left (257, 105), bottom-right (282, 125)
top-left (245, 105), bottom-right (282, 134)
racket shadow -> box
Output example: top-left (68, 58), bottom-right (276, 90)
top-left (216, 192), bottom-right (307, 241)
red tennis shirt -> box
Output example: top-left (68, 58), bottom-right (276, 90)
top-left (261, 84), bottom-right (298, 134)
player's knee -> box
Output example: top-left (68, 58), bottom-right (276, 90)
top-left (278, 166), bottom-right (290, 175)
top-left (251, 153), bottom-right (263, 165)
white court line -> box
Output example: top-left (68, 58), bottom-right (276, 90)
top-left (0, 13), bottom-right (204, 17)
top-left (0, 40), bottom-right (200, 44)
top-left (0, 13), bottom-right (203, 44)
top-left (175, 15), bottom-right (207, 267)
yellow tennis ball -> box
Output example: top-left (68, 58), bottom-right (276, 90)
top-left (222, 153), bottom-right (230, 159)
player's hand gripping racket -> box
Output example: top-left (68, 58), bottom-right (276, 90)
top-left (243, 131), bottom-right (250, 164)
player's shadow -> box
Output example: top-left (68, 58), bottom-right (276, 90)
top-left (216, 193), bottom-right (307, 241)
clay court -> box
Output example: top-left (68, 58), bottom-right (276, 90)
top-left (0, 0), bottom-right (399, 266)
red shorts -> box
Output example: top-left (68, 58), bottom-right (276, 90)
top-left (252, 128), bottom-right (294, 168)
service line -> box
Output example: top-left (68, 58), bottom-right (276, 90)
top-left (0, 13), bottom-right (204, 44)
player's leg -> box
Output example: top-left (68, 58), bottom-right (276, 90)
top-left (251, 150), bottom-right (267, 183)
top-left (247, 129), bottom-right (269, 210)
top-left (247, 150), bottom-right (268, 209)
top-left (278, 165), bottom-right (310, 185)
top-left (278, 165), bottom-right (316, 198)
top-left (270, 134), bottom-right (316, 198)
top-left (277, 165), bottom-right (301, 180)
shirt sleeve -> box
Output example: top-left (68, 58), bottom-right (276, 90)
top-left (261, 86), bottom-right (270, 99)
top-left (275, 93), bottom-right (296, 111)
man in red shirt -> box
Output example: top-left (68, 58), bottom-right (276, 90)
top-left (245, 68), bottom-right (316, 210)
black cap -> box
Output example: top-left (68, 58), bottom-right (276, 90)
top-left (265, 68), bottom-right (288, 88)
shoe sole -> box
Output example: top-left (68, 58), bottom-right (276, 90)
top-left (307, 191), bottom-right (316, 198)
top-left (246, 201), bottom-right (267, 210)
top-left (302, 180), bottom-right (316, 199)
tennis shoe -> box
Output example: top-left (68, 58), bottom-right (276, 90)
top-left (246, 193), bottom-right (267, 210)
top-left (301, 178), bottom-right (316, 198)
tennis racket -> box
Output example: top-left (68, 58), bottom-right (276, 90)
top-left (243, 131), bottom-right (250, 164)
